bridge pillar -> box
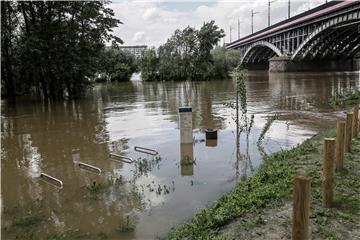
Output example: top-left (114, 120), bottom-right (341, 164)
top-left (269, 56), bottom-right (292, 72)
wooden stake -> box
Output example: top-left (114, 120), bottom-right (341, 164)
top-left (292, 175), bottom-right (310, 240)
top-left (345, 113), bottom-right (353, 152)
top-left (323, 138), bottom-right (335, 208)
top-left (335, 121), bottom-right (345, 172)
top-left (352, 105), bottom-right (359, 139)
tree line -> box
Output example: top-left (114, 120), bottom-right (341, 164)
top-left (1, 2), bottom-right (240, 100)
top-left (1, 1), bottom-right (123, 100)
top-left (139, 21), bottom-right (241, 81)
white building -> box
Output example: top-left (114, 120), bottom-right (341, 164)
top-left (120, 45), bottom-right (147, 58)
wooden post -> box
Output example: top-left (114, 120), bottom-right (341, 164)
top-left (292, 175), bottom-right (310, 240)
top-left (352, 105), bottom-right (359, 139)
top-left (335, 121), bottom-right (345, 172)
top-left (323, 138), bottom-right (335, 208)
top-left (345, 113), bottom-right (353, 152)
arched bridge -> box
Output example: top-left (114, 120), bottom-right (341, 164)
top-left (226, 1), bottom-right (360, 71)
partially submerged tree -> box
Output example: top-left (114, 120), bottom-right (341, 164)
top-left (98, 47), bottom-right (137, 82)
top-left (139, 48), bottom-right (159, 81)
top-left (1, 1), bottom-right (122, 100)
top-left (140, 20), bottom-right (226, 81)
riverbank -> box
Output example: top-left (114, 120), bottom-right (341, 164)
top-left (168, 129), bottom-right (360, 239)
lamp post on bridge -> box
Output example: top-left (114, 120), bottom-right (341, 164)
top-left (229, 25), bottom-right (233, 43)
top-left (251, 9), bottom-right (260, 34)
top-left (288, 0), bottom-right (291, 19)
top-left (268, 0), bottom-right (278, 27)
top-left (238, 19), bottom-right (243, 39)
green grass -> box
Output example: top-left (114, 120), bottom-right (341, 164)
top-left (168, 132), bottom-right (360, 240)
top-left (168, 140), bottom-right (317, 239)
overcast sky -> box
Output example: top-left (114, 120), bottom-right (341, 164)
top-left (110, 0), bottom-right (326, 47)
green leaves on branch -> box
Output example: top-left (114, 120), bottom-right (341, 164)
top-left (139, 21), bottom-right (233, 81)
top-left (232, 66), bottom-right (248, 115)
top-left (97, 47), bottom-right (137, 82)
top-left (1, 1), bottom-right (122, 100)
top-left (139, 48), bottom-right (159, 81)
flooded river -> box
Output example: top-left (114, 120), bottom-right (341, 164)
top-left (1, 71), bottom-right (359, 239)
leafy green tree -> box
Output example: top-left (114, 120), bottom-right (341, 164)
top-left (98, 48), bottom-right (137, 82)
top-left (139, 48), bottom-right (159, 81)
top-left (194, 21), bottom-right (225, 80)
top-left (1, 1), bottom-right (122, 100)
top-left (139, 21), bottom-right (226, 81)
top-left (1, 1), bottom-right (19, 99)
top-left (211, 46), bottom-right (242, 79)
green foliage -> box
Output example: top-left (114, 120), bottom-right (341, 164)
top-left (139, 48), bottom-right (159, 81)
top-left (232, 66), bottom-right (248, 115)
top-left (84, 176), bottom-right (123, 200)
top-left (97, 47), bottom-right (137, 82)
top-left (133, 156), bottom-right (162, 178)
top-left (139, 21), bottom-right (226, 81)
top-left (330, 90), bottom-right (360, 107)
top-left (13, 214), bottom-right (43, 228)
top-left (169, 132), bottom-right (360, 239)
top-left (210, 47), bottom-right (241, 79)
top-left (1, 1), bottom-right (122, 100)
top-left (168, 140), bottom-right (317, 239)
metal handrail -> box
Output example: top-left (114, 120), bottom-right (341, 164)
top-left (40, 173), bottom-right (63, 189)
top-left (134, 146), bottom-right (158, 156)
top-left (78, 162), bottom-right (102, 174)
top-left (109, 153), bottom-right (134, 163)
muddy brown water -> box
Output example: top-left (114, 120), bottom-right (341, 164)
top-left (1, 71), bottom-right (359, 239)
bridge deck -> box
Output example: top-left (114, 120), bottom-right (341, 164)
top-left (227, 0), bottom-right (358, 49)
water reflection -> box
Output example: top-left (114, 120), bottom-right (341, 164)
top-left (180, 143), bottom-right (194, 176)
top-left (205, 139), bottom-right (217, 147)
top-left (1, 71), bottom-right (359, 239)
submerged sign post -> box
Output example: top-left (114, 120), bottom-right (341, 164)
top-left (179, 106), bottom-right (193, 143)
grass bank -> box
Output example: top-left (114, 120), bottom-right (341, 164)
top-left (168, 129), bottom-right (360, 239)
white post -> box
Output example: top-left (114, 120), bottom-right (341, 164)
top-left (179, 106), bottom-right (193, 144)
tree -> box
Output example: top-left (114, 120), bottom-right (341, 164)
top-left (1, 1), bottom-right (122, 100)
top-left (211, 46), bottom-right (242, 79)
top-left (194, 20), bottom-right (225, 80)
top-left (1, 1), bottom-right (19, 99)
top-left (139, 21), bottom-right (226, 81)
top-left (139, 48), bottom-right (159, 81)
top-left (98, 48), bottom-right (137, 82)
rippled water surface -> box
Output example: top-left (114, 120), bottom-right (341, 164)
top-left (1, 71), bottom-right (359, 239)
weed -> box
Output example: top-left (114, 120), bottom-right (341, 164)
top-left (330, 90), bottom-right (360, 107)
top-left (13, 214), bottom-right (43, 228)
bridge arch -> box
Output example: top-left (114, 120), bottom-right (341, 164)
top-left (291, 13), bottom-right (360, 60)
top-left (241, 41), bottom-right (282, 64)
